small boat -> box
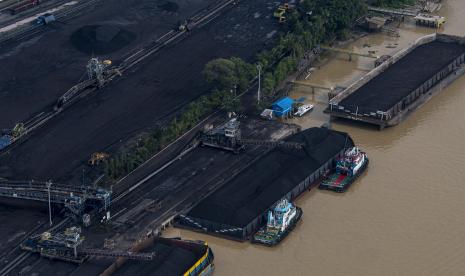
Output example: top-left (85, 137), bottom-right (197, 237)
top-left (251, 198), bottom-right (302, 246)
top-left (319, 147), bottom-right (369, 193)
top-left (294, 104), bottom-right (314, 117)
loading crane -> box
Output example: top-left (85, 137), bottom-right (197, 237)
top-left (21, 227), bottom-right (155, 264)
top-left (0, 180), bottom-right (111, 224)
top-left (199, 118), bottom-right (304, 153)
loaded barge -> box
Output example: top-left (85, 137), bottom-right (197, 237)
top-left (175, 127), bottom-right (357, 241)
top-left (113, 237), bottom-right (214, 276)
top-left (326, 34), bottom-right (465, 129)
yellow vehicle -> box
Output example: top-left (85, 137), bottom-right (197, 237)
top-left (12, 123), bottom-right (25, 138)
top-left (88, 152), bottom-right (110, 166)
top-left (273, 3), bottom-right (290, 23)
top-left (273, 7), bottom-right (286, 18)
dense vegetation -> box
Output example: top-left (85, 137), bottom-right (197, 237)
top-left (104, 0), bottom-right (413, 180)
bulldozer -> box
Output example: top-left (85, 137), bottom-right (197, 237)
top-left (88, 152), bottom-right (109, 166)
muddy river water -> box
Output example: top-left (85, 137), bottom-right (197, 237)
top-left (164, 1), bottom-right (465, 275)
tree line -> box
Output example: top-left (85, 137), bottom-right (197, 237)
top-left (104, 0), bottom-right (412, 180)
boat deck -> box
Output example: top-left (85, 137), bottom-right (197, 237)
top-left (320, 173), bottom-right (351, 191)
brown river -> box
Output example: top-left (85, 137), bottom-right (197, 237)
top-left (164, 1), bottom-right (465, 275)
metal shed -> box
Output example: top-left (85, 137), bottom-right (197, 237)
top-left (271, 97), bottom-right (294, 118)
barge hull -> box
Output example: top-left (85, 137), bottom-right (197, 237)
top-left (326, 34), bottom-right (465, 128)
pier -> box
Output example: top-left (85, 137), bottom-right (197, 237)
top-left (321, 45), bottom-right (378, 61)
top-left (175, 127), bottom-right (354, 240)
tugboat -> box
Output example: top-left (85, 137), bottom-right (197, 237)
top-left (319, 147), bottom-right (368, 193)
top-left (252, 198), bottom-right (302, 246)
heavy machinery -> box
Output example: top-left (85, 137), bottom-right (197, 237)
top-left (56, 58), bottom-right (121, 109)
top-left (273, 3), bottom-right (290, 23)
top-left (88, 152), bottom-right (110, 166)
top-left (21, 227), bottom-right (155, 263)
top-left (0, 180), bottom-right (111, 223)
top-left (199, 118), bottom-right (304, 153)
top-left (0, 123), bottom-right (26, 151)
top-left (11, 123), bottom-right (26, 137)
top-left (87, 58), bottom-right (114, 88)
top-left (36, 13), bottom-right (56, 25)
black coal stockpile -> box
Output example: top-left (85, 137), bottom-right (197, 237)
top-left (70, 25), bottom-right (136, 55)
top-left (114, 239), bottom-right (206, 276)
top-left (340, 41), bottom-right (465, 112)
top-left (158, 1), bottom-right (179, 12)
top-left (186, 127), bottom-right (353, 229)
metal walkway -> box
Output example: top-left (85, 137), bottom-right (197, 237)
top-left (79, 248), bottom-right (155, 261)
top-left (0, 180), bottom-right (111, 217)
top-left (367, 6), bottom-right (417, 17)
top-left (239, 139), bottom-right (304, 150)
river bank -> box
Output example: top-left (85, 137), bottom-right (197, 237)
top-left (163, 1), bottom-right (465, 275)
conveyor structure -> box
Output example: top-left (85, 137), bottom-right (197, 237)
top-left (199, 118), bottom-right (304, 153)
top-left (21, 227), bottom-right (155, 264)
top-left (0, 180), bottom-right (111, 221)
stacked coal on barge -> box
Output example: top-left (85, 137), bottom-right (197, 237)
top-left (326, 33), bottom-right (465, 129)
top-left (176, 127), bottom-right (356, 241)
top-left (114, 238), bottom-right (214, 276)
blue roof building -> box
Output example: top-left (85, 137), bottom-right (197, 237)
top-left (271, 97), bottom-right (294, 118)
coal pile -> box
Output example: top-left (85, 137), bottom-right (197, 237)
top-left (158, 1), bottom-right (179, 12)
top-left (339, 41), bottom-right (465, 112)
top-left (184, 127), bottom-right (353, 232)
top-left (114, 238), bottom-right (207, 276)
top-left (70, 25), bottom-right (136, 55)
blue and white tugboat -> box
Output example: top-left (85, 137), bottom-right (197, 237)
top-left (319, 147), bottom-right (368, 193)
top-left (252, 198), bottom-right (302, 246)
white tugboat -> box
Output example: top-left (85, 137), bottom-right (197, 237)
top-left (294, 104), bottom-right (314, 117)
top-left (252, 198), bottom-right (302, 246)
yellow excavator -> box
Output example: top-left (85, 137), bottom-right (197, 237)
top-left (88, 152), bottom-right (109, 166)
top-left (273, 3), bottom-right (290, 24)
top-left (12, 123), bottom-right (26, 138)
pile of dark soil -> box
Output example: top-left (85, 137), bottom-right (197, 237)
top-left (158, 1), bottom-right (179, 12)
top-left (70, 25), bottom-right (136, 55)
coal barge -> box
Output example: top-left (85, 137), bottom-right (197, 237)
top-left (326, 33), bottom-right (465, 129)
top-left (112, 238), bottom-right (214, 276)
top-left (175, 127), bottom-right (356, 241)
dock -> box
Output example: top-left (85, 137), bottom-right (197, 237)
top-left (175, 127), bottom-right (354, 240)
top-left (325, 33), bottom-right (465, 129)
